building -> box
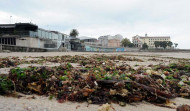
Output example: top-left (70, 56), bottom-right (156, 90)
top-left (98, 34), bottom-right (123, 47)
top-left (0, 23), bottom-right (68, 51)
top-left (79, 36), bottom-right (97, 43)
top-left (108, 39), bottom-right (121, 47)
top-left (98, 35), bottom-right (109, 46)
top-left (132, 34), bottom-right (171, 48)
top-left (65, 36), bottom-right (84, 51)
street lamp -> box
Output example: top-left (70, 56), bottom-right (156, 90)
top-left (10, 16), bottom-right (12, 24)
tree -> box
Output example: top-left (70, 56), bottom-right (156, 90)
top-left (121, 38), bottom-right (134, 47)
top-left (174, 43), bottom-right (178, 49)
top-left (160, 41), bottom-right (168, 49)
top-left (142, 43), bottom-right (148, 50)
top-left (167, 41), bottom-right (173, 48)
top-left (70, 29), bottom-right (79, 37)
top-left (154, 41), bottom-right (160, 48)
top-left (128, 43), bottom-right (134, 47)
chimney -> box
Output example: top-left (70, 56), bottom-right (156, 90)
top-left (145, 33), bottom-right (148, 37)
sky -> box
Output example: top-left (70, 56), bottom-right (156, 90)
top-left (0, 0), bottom-right (190, 49)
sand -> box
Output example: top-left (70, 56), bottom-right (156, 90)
top-left (0, 95), bottom-right (190, 111)
top-left (0, 52), bottom-right (189, 58)
top-left (0, 52), bottom-right (190, 111)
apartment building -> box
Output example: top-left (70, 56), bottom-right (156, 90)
top-left (98, 34), bottom-right (123, 47)
top-left (132, 34), bottom-right (171, 48)
top-left (108, 39), bottom-right (121, 47)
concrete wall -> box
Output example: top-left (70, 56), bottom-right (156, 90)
top-left (85, 45), bottom-right (115, 52)
top-left (16, 37), bottom-right (45, 48)
top-left (85, 45), bottom-right (139, 52)
top-left (124, 47), bottom-right (140, 52)
top-left (0, 45), bottom-right (2, 52)
top-left (1, 44), bottom-right (46, 52)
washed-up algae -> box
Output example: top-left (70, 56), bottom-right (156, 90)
top-left (0, 55), bottom-right (190, 109)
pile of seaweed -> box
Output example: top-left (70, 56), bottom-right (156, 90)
top-left (0, 55), bottom-right (190, 108)
top-left (0, 57), bottom-right (19, 68)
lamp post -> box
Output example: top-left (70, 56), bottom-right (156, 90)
top-left (10, 16), bottom-right (12, 24)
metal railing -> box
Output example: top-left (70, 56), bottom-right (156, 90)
top-left (0, 31), bottom-right (30, 37)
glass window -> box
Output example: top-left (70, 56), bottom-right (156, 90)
top-left (45, 32), bottom-right (48, 38)
top-left (38, 30), bottom-right (42, 38)
top-left (42, 30), bottom-right (45, 38)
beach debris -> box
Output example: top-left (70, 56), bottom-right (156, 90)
top-left (0, 57), bottom-right (19, 68)
top-left (0, 54), bottom-right (190, 108)
top-left (0, 76), bottom-right (14, 95)
top-left (177, 105), bottom-right (190, 111)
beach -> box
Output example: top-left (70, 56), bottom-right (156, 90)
top-left (1, 52), bottom-right (190, 111)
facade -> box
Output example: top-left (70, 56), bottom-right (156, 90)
top-left (108, 39), bottom-right (121, 47)
top-left (79, 36), bottom-right (101, 47)
top-left (0, 23), bottom-right (68, 50)
top-left (65, 36), bottom-right (84, 51)
top-left (79, 36), bottom-right (124, 52)
top-left (132, 34), bottom-right (171, 48)
top-left (98, 34), bottom-right (123, 47)
top-left (98, 35), bottom-right (109, 46)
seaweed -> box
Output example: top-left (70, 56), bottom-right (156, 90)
top-left (0, 54), bottom-right (190, 108)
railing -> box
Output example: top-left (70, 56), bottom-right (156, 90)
top-left (0, 31), bottom-right (30, 37)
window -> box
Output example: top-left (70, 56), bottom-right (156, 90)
top-left (2, 38), bottom-right (5, 44)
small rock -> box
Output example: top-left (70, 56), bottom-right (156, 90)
top-left (146, 70), bottom-right (151, 75)
top-left (161, 74), bottom-right (166, 79)
top-left (98, 103), bottom-right (111, 111)
top-left (178, 81), bottom-right (184, 86)
top-left (119, 101), bottom-right (126, 106)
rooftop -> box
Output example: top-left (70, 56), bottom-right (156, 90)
top-left (79, 36), bottom-right (97, 40)
top-left (134, 34), bottom-right (170, 38)
top-left (140, 36), bottom-right (170, 38)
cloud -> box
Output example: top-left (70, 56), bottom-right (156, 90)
top-left (0, 0), bottom-right (189, 49)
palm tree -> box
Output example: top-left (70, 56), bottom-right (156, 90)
top-left (70, 29), bottom-right (79, 37)
top-left (174, 43), bottom-right (178, 49)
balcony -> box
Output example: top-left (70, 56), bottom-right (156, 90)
top-left (0, 31), bottom-right (30, 37)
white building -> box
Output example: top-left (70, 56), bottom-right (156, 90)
top-left (132, 34), bottom-right (171, 48)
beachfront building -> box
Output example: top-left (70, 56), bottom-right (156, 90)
top-left (98, 34), bottom-right (123, 47)
top-left (132, 34), bottom-right (171, 48)
top-left (74, 35), bottom-right (127, 52)
top-left (79, 36), bottom-right (97, 43)
top-left (0, 23), bottom-right (68, 51)
top-left (65, 36), bottom-right (84, 51)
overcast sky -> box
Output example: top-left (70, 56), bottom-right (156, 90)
top-left (0, 0), bottom-right (189, 49)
